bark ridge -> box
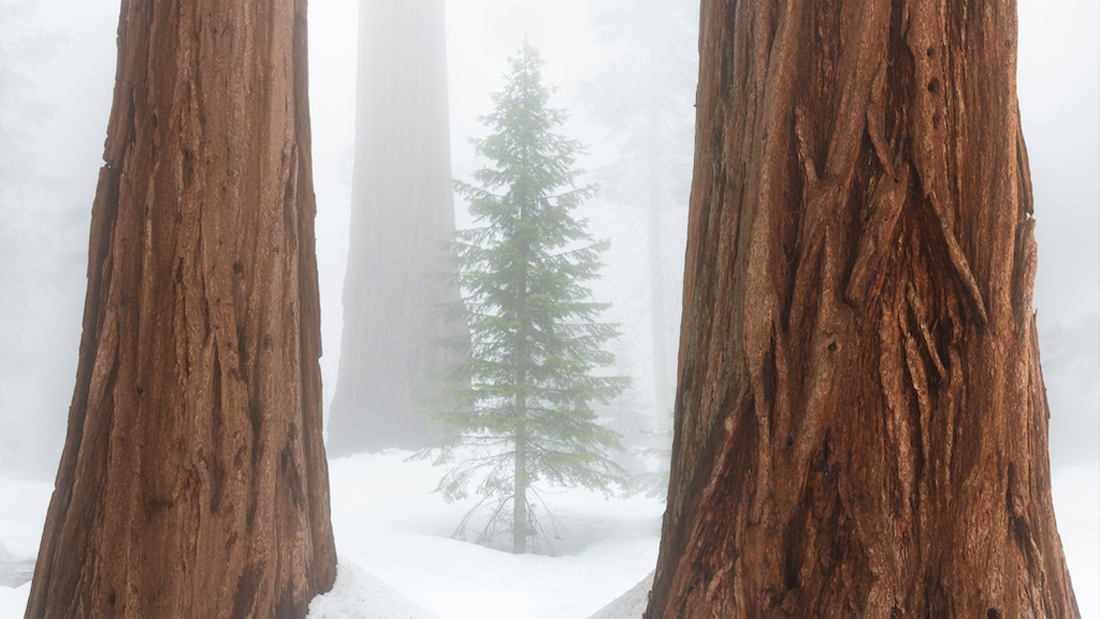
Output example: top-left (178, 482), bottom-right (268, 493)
top-left (25, 2), bottom-right (337, 617)
top-left (646, 0), bottom-right (1079, 616)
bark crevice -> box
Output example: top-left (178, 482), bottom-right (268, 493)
top-left (645, 0), bottom-right (1079, 616)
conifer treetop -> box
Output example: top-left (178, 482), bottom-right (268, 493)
top-left (423, 41), bottom-right (630, 554)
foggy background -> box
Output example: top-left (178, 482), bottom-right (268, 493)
top-left (0, 0), bottom-right (1095, 481)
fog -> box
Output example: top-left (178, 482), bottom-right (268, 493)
top-left (2, 0), bottom-right (1093, 479)
top-left (0, 0), bottom-right (1095, 510)
top-left (1017, 0), bottom-right (1100, 467)
top-left (0, 0), bottom-right (1096, 615)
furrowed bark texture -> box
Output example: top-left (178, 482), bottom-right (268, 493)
top-left (24, 1), bottom-right (337, 617)
top-left (327, 0), bottom-right (460, 455)
top-left (646, 0), bottom-right (1079, 617)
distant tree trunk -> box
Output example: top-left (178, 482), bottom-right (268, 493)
top-left (513, 278), bottom-right (530, 555)
top-left (24, 1), bottom-right (337, 617)
top-left (646, 0), bottom-right (1080, 617)
top-left (327, 0), bottom-right (460, 455)
top-left (513, 421), bottom-right (528, 555)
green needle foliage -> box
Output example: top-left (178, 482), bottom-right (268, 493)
top-left (422, 41), bottom-right (630, 554)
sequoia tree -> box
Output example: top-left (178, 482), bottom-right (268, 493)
top-left (327, 0), bottom-right (461, 455)
top-left (646, 0), bottom-right (1080, 617)
top-left (24, 1), bottom-right (337, 617)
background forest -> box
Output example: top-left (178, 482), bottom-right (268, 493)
top-left (0, 0), bottom-right (1096, 617)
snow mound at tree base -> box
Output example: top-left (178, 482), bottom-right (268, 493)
top-left (308, 556), bottom-right (442, 619)
top-left (585, 571), bottom-right (653, 619)
top-left (304, 558), bottom-right (656, 619)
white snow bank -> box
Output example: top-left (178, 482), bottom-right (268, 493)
top-left (0, 582), bottom-right (29, 619)
top-left (307, 557), bottom-right (441, 619)
top-left (585, 571), bottom-right (653, 619)
top-left (324, 451), bottom-right (664, 619)
top-left (1053, 465), bottom-right (1100, 619)
top-left (0, 476), bottom-right (50, 605)
top-left (0, 459), bottom-right (1096, 619)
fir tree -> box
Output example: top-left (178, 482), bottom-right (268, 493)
top-left (424, 41), bottom-right (630, 555)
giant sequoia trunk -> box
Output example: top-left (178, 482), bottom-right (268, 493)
top-left (646, 0), bottom-right (1079, 617)
top-left (326, 0), bottom-right (461, 455)
top-left (24, 1), bottom-right (337, 617)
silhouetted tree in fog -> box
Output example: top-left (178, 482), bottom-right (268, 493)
top-left (0, 0), bottom-right (62, 193)
top-left (579, 0), bottom-right (697, 437)
top-left (327, 0), bottom-right (463, 455)
top-left (422, 42), bottom-right (629, 555)
top-left (24, 1), bottom-right (337, 617)
top-left (646, 0), bottom-right (1080, 616)
top-left (0, 0), bottom-right (66, 473)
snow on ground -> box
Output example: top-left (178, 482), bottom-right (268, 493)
top-left (308, 557), bottom-right (443, 619)
top-left (0, 477), bottom-right (51, 618)
top-left (1, 455), bottom-right (1098, 619)
top-left (315, 452), bottom-right (664, 619)
top-left (1053, 465), bottom-right (1100, 618)
top-left (585, 571), bottom-right (653, 619)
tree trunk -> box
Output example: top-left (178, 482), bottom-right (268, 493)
top-left (514, 266), bottom-right (529, 556)
top-left (327, 0), bottom-right (460, 455)
top-left (513, 421), bottom-right (528, 555)
top-left (24, 1), bottom-right (337, 617)
top-left (646, 0), bottom-right (1079, 617)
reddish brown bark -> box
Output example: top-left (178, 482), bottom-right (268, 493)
top-left (327, 0), bottom-right (461, 455)
top-left (24, 1), bottom-right (337, 617)
top-left (646, 0), bottom-right (1079, 617)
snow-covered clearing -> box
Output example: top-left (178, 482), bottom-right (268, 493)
top-left (1, 453), bottom-right (1096, 619)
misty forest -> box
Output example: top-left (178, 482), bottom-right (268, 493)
top-left (0, 0), bottom-right (1097, 618)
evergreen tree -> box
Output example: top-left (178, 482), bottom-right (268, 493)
top-left (425, 41), bottom-right (629, 555)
